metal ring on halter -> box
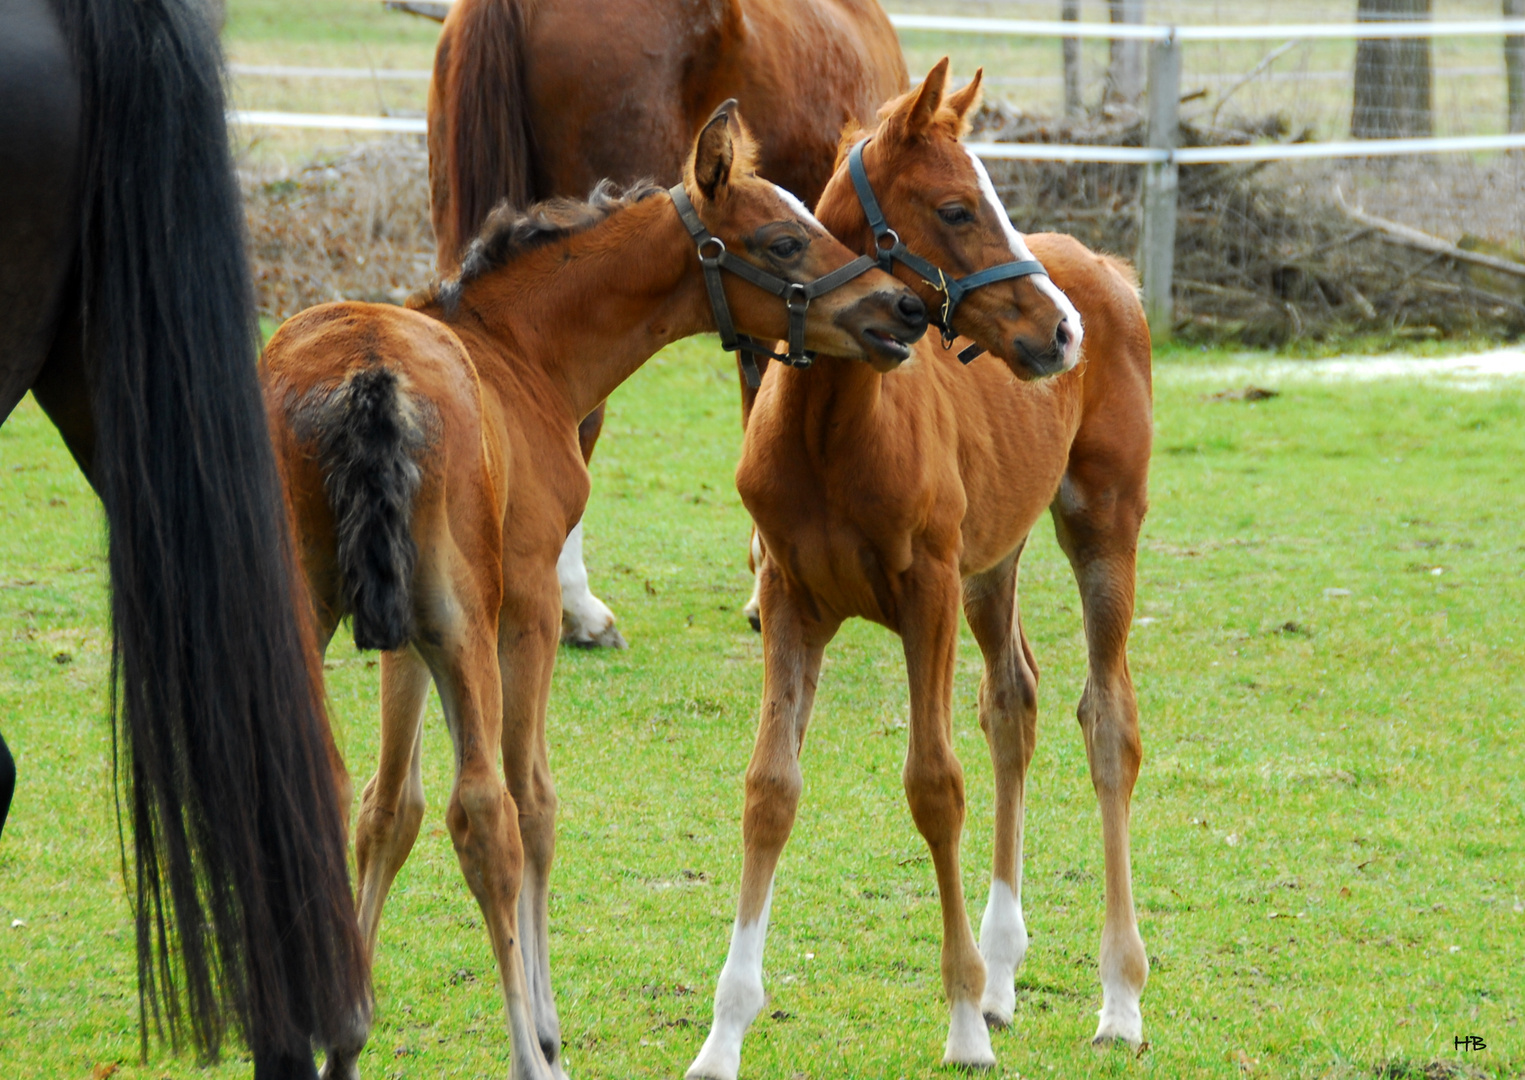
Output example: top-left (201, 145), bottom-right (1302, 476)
top-left (875, 229), bottom-right (899, 252)
top-left (698, 236), bottom-right (726, 263)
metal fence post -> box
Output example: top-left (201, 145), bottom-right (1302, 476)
top-left (1139, 32), bottom-right (1181, 341)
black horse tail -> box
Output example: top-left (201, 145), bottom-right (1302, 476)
top-left (58, 0), bottom-right (367, 1063)
top-left (430, 0), bottom-right (537, 271)
top-left (317, 367), bottom-right (423, 652)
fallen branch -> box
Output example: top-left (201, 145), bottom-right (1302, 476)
top-left (1335, 189), bottom-right (1525, 281)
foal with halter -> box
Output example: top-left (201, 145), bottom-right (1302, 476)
top-left (261, 106), bottom-right (926, 1080)
top-left (688, 62), bottom-right (1153, 1078)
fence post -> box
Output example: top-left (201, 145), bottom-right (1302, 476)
top-left (1139, 32), bottom-right (1181, 342)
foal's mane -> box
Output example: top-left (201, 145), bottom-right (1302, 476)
top-left (427, 179), bottom-right (665, 312)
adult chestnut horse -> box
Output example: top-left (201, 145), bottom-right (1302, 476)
top-left (687, 62), bottom-right (1151, 1078)
top-left (0, 1), bottom-right (365, 1077)
top-left (428, 0), bottom-right (906, 646)
top-left (261, 107), bottom-right (926, 1080)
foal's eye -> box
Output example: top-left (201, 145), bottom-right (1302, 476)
top-left (938, 205), bottom-right (976, 226)
top-left (769, 236), bottom-right (804, 259)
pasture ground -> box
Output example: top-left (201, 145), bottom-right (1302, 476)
top-left (1, 342), bottom-right (1521, 1079)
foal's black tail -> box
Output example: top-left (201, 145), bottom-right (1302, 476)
top-left (317, 366), bottom-right (424, 652)
top-left (59, 0), bottom-right (366, 1063)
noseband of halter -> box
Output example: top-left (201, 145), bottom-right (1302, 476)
top-left (847, 138), bottom-right (1047, 365)
top-left (670, 184), bottom-right (880, 389)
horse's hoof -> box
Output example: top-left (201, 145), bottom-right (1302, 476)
top-left (562, 624), bottom-right (627, 649)
top-left (746, 612), bottom-right (761, 633)
top-left (982, 1011), bottom-right (1010, 1031)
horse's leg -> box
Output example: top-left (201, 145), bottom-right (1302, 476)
top-left (319, 645), bottom-right (430, 1080)
top-left (736, 356), bottom-right (765, 632)
top-left (253, 1050), bottom-right (319, 1080)
top-left (498, 579), bottom-right (567, 1078)
top-left (0, 729), bottom-right (14, 839)
top-left (740, 528), bottom-right (764, 632)
top-left (687, 565), bottom-right (836, 1080)
top-left (425, 617), bottom-right (553, 1080)
top-left (1051, 467), bottom-right (1149, 1047)
top-left (961, 547), bottom-right (1039, 1029)
top-left (558, 403), bottom-right (623, 648)
top-left (900, 558), bottom-right (994, 1068)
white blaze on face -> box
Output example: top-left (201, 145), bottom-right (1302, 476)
top-left (771, 183), bottom-right (825, 231)
top-left (963, 147), bottom-right (1084, 369)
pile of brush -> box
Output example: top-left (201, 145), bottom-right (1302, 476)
top-left (238, 122), bottom-right (1525, 347)
top-left (240, 139), bottom-right (435, 321)
top-left (973, 102), bottom-right (1525, 346)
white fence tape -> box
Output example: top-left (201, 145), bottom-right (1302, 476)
top-left (887, 14), bottom-right (1525, 43)
top-left (968, 133), bottom-right (1525, 164)
top-left (231, 110), bottom-right (427, 134)
top-left (229, 63), bottom-right (432, 80)
top-left (232, 12), bottom-right (1525, 161)
top-left (229, 110), bottom-right (1525, 164)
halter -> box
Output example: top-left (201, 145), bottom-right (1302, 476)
top-left (847, 138), bottom-right (1047, 364)
top-left (670, 184), bottom-right (880, 389)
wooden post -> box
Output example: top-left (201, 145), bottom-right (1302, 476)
top-left (1139, 33), bottom-right (1180, 342)
top-left (1106, 0), bottom-right (1147, 104)
top-left (1507, 0), bottom-right (1525, 133)
top-left (1062, 0), bottom-right (1083, 117)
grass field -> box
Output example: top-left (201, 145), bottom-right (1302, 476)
top-left (1, 341), bottom-right (1522, 1079)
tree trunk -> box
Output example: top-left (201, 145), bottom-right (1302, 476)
top-left (1352, 0), bottom-right (1433, 138)
top-left (1507, 0), bottom-right (1525, 133)
top-left (1063, 0), bottom-right (1083, 117)
top-left (1106, 0), bottom-right (1145, 105)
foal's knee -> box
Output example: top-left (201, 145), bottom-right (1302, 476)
top-left (1078, 686), bottom-right (1142, 794)
top-left (449, 770), bottom-right (523, 887)
top-left (742, 763), bottom-right (802, 851)
top-left (903, 752), bottom-right (967, 840)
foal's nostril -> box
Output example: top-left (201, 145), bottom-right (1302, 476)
top-left (897, 292), bottom-right (928, 327)
top-left (1054, 319), bottom-right (1071, 355)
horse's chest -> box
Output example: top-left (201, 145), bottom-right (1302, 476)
top-left (751, 470), bottom-right (936, 626)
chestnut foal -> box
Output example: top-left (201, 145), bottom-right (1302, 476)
top-left (688, 63), bottom-right (1152, 1078)
top-left (261, 108), bottom-right (926, 1080)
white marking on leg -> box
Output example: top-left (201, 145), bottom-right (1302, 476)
top-left (943, 998), bottom-right (997, 1067)
top-left (686, 884), bottom-right (773, 1080)
top-left (977, 878), bottom-right (1028, 1026)
top-left (963, 147), bottom-right (1084, 370)
top-left (557, 521), bottom-right (623, 647)
top-left (1093, 945), bottom-right (1146, 1046)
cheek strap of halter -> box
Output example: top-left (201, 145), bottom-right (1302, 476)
top-left (847, 138), bottom-right (1046, 365)
top-left (670, 184), bottom-right (878, 389)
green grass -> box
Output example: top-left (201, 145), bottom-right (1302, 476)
top-left (2, 342), bottom-right (1523, 1078)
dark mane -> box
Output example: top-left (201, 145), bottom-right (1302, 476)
top-left (431, 179), bottom-right (665, 311)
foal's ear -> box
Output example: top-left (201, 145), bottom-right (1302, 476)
top-left (946, 67), bottom-right (984, 132)
top-left (892, 57), bottom-right (950, 138)
top-left (691, 99), bottom-right (739, 201)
